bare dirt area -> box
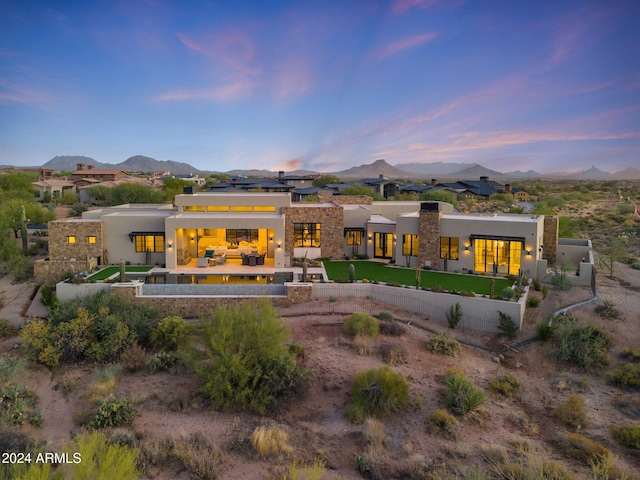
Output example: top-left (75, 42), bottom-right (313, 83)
top-left (1, 264), bottom-right (639, 479)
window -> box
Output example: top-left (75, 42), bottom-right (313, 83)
top-left (440, 237), bottom-right (459, 260)
top-left (230, 205), bottom-right (252, 212)
top-left (253, 206), bottom-right (276, 212)
top-left (207, 206), bottom-right (228, 212)
top-left (473, 239), bottom-right (522, 275)
top-left (183, 205), bottom-right (205, 212)
top-left (87, 236), bottom-right (96, 244)
top-left (226, 229), bottom-right (258, 244)
top-left (134, 234), bottom-right (164, 253)
top-left (294, 223), bottom-right (320, 247)
top-left (67, 236), bottom-right (76, 244)
top-left (347, 230), bottom-right (362, 245)
top-left (403, 234), bottom-right (419, 256)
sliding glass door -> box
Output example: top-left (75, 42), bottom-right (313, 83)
top-left (473, 239), bottom-right (522, 275)
top-left (374, 233), bottom-right (394, 259)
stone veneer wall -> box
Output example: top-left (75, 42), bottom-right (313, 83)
top-left (543, 216), bottom-right (559, 265)
top-left (418, 210), bottom-right (443, 269)
top-left (48, 220), bottom-right (104, 263)
top-left (34, 257), bottom-right (99, 285)
top-left (109, 282), bottom-right (312, 317)
top-left (318, 191), bottom-right (373, 205)
top-left (281, 205), bottom-right (344, 259)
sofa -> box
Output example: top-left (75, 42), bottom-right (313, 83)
top-left (202, 242), bottom-right (261, 259)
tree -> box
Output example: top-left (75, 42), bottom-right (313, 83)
top-left (599, 236), bottom-right (629, 278)
top-left (163, 178), bottom-right (198, 200)
top-left (341, 184), bottom-right (384, 201)
top-left (419, 190), bottom-right (458, 207)
top-left (312, 175), bottom-right (341, 188)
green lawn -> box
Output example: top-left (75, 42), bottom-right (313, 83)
top-left (323, 260), bottom-right (512, 296)
top-left (87, 265), bottom-right (154, 281)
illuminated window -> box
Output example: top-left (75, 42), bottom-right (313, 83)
top-left (226, 229), bottom-right (258, 244)
top-left (207, 206), bottom-right (228, 212)
top-left (230, 205), bottom-right (252, 212)
top-left (440, 237), bottom-right (459, 260)
top-left (87, 236), bottom-right (96, 244)
top-left (67, 236), bottom-right (76, 244)
top-left (183, 205), bottom-right (205, 212)
top-left (347, 231), bottom-right (362, 245)
top-left (294, 223), bottom-right (320, 247)
top-left (253, 206), bottom-right (276, 212)
top-left (134, 234), bottom-right (165, 253)
top-left (402, 234), bottom-right (419, 256)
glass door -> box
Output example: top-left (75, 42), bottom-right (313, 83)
top-left (474, 239), bottom-right (522, 275)
top-left (374, 233), bottom-right (393, 258)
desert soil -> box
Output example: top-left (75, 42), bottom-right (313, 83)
top-left (0, 262), bottom-right (639, 479)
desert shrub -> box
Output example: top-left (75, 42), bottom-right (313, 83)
top-left (508, 413), bottom-right (540, 436)
top-left (612, 394), bottom-right (640, 419)
top-left (379, 343), bottom-right (408, 365)
top-left (352, 333), bottom-right (373, 356)
top-left (536, 322), bottom-right (556, 341)
top-left (152, 315), bottom-right (190, 351)
top-left (444, 369), bottom-right (487, 416)
top-left (527, 296), bottom-right (540, 308)
top-left (40, 284), bottom-right (57, 308)
top-left (288, 343), bottom-right (305, 362)
top-left (497, 311), bottom-right (518, 339)
top-left (170, 432), bottom-right (225, 479)
top-left (378, 320), bottom-right (406, 336)
top-left (89, 395), bottom-right (138, 429)
top-left (489, 373), bottom-right (521, 397)
top-left (542, 284), bottom-right (549, 298)
top-left (446, 302), bottom-right (463, 329)
top-left (489, 458), bottom-right (575, 480)
top-left (198, 299), bottom-right (310, 414)
top-left (427, 409), bottom-right (458, 435)
top-left (346, 366), bottom-right (410, 423)
top-left (610, 424), bottom-right (640, 449)
top-left (343, 312), bottom-right (379, 338)
top-left (426, 333), bottom-right (461, 357)
top-left (595, 297), bottom-right (620, 319)
top-left (0, 383), bottom-right (42, 426)
top-left (0, 319), bottom-right (15, 338)
top-left (250, 425), bottom-right (293, 458)
top-left (608, 363), bottom-right (640, 389)
top-left (378, 311), bottom-right (394, 322)
top-left (363, 417), bottom-right (386, 447)
top-left (555, 323), bottom-right (611, 370)
top-left (532, 279), bottom-right (542, 291)
top-left (621, 347), bottom-right (640, 362)
top-left (271, 459), bottom-right (327, 480)
top-left (631, 262), bottom-right (640, 270)
top-left (87, 365), bottom-right (121, 403)
top-left (554, 433), bottom-right (610, 465)
top-left (119, 342), bottom-right (147, 372)
top-left (554, 395), bottom-right (588, 430)
top-left (148, 351), bottom-right (180, 373)
top-left (62, 431), bottom-right (141, 480)
top-left (0, 355), bottom-right (26, 383)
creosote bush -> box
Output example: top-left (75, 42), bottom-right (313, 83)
top-left (377, 311), bottom-right (394, 322)
top-left (426, 333), bottom-right (461, 357)
top-left (489, 373), bottom-right (521, 397)
top-left (343, 312), bottom-right (379, 338)
top-left (610, 424), bottom-right (640, 449)
top-left (379, 343), bottom-right (408, 365)
top-left (152, 315), bottom-right (190, 351)
top-left (555, 323), bottom-right (611, 370)
top-left (608, 363), bottom-right (640, 390)
top-left (554, 395), bottom-right (588, 430)
top-left (378, 321), bottom-right (406, 336)
top-left (89, 394), bottom-right (138, 429)
top-left (595, 297), bottom-right (621, 319)
top-left (427, 409), bottom-right (458, 435)
top-left (346, 366), bottom-right (410, 424)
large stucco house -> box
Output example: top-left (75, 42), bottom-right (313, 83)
top-left (36, 189), bottom-right (596, 287)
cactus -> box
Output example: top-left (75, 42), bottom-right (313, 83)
top-left (415, 267), bottom-right (421, 289)
top-left (490, 278), bottom-right (495, 299)
top-left (349, 263), bottom-right (355, 283)
top-left (119, 260), bottom-right (125, 282)
top-left (20, 205), bottom-right (28, 252)
top-left (302, 260), bottom-right (308, 282)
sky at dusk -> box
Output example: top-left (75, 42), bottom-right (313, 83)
top-left (1, 0), bottom-right (639, 174)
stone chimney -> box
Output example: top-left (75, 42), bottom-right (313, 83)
top-left (504, 183), bottom-right (512, 192)
top-left (87, 164), bottom-right (94, 170)
top-left (378, 174), bottom-right (384, 180)
top-left (431, 178), bottom-right (438, 186)
top-left (76, 163), bottom-right (86, 171)
top-left (278, 171), bottom-right (284, 179)
top-left (480, 176), bottom-right (489, 182)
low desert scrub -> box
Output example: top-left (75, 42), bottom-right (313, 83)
top-left (535, 322), bottom-right (556, 341)
top-left (363, 417), bottom-right (387, 447)
top-left (119, 342), bottom-right (147, 372)
top-left (426, 332), bottom-right (461, 357)
top-left (378, 343), bottom-right (408, 365)
top-left (89, 394), bottom-right (138, 429)
top-left (343, 312), bottom-right (379, 338)
top-left (610, 424), bottom-right (640, 449)
top-left (488, 456), bottom-right (576, 480)
top-left (443, 369), bottom-right (487, 416)
top-left (553, 433), bottom-right (610, 465)
top-left (268, 458), bottom-right (327, 480)
top-left (88, 364), bottom-right (121, 403)
top-left (612, 394), bottom-right (640, 418)
top-left (594, 297), bottom-right (620, 319)
top-left (151, 315), bottom-right (190, 351)
top-left (621, 347), bottom-right (640, 362)
top-left (497, 311), bottom-right (518, 340)
top-left (378, 321), bottom-right (406, 336)
top-left (508, 413), bottom-right (540, 436)
top-left (555, 323), bottom-right (611, 370)
top-left (137, 438), bottom-right (172, 469)
top-left (555, 375), bottom-right (591, 394)
top-left (527, 296), bottom-right (540, 308)
top-left (0, 318), bottom-right (15, 338)
top-left (0, 383), bottom-right (42, 427)
top-left (489, 373), bottom-right (521, 397)
top-left (427, 409), bottom-right (458, 436)
top-left (352, 334), bottom-right (374, 356)
top-left (148, 351), bottom-right (181, 373)
top-left (346, 366), bottom-right (410, 423)
top-left (554, 395), bottom-right (589, 430)
top-left (377, 311), bottom-right (394, 322)
top-left (54, 371), bottom-right (80, 395)
top-left (0, 355), bottom-right (26, 383)
top-left (170, 432), bottom-right (226, 480)
top-left (251, 425), bottom-right (294, 458)
top-left (608, 363), bottom-right (640, 389)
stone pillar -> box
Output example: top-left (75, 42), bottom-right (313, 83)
top-left (418, 202), bottom-right (443, 269)
top-left (543, 216), bottom-right (558, 265)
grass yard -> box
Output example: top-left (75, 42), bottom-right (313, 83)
top-left (323, 260), bottom-right (512, 296)
top-left (87, 265), bottom-right (154, 281)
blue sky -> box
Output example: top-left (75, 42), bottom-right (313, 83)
top-left (1, 0), bottom-right (639, 173)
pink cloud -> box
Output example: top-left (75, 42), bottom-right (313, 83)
top-left (373, 33), bottom-right (438, 60)
top-left (0, 79), bottom-right (54, 105)
top-left (391, 0), bottom-right (438, 15)
top-left (153, 79), bottom-right (254, 103)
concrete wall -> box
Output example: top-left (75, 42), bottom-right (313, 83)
top-left (312, 282), bottom-right (527, 333)
top-left (174, 192), bottom-right (292, 212)
top-left (102, 212), bottom-right (170, 266)
top-left (56, 280), bottom-right (111, 302)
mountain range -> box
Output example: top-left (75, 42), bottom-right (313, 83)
top-left (35, 155), bottom-right (640, 180)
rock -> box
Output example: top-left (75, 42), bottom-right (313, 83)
top-left (498, 353), bottom-right (505, 361)
top-left (515, 362), bottom-right (522, 368)
top-left (492, 356), bottom-right (501, 364)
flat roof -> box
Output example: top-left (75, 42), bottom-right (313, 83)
top-left (170, 212), bottom-right (284, 220)
top-left (442, 213), bottom-right (542, 223)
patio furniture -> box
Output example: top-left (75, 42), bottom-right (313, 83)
top-left (256, 253), bottom-right (265, 265)
top-left (241, 252), bottom-right (249, 265)
top-left (248, 255), bottom-right (257, 266)
top-left (197, 257), bottom-right (208, 268)
top-left (215, 253), bottom-right (227, 265)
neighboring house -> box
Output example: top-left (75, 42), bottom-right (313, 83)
top-left (32, 178), bottom-right (76, 200)
top-left (77, 177), bottom-right (159, 203)
top-left (172, 174), bottom-right (207, 187)
top-left (71, 163), bottom-right (127, 184)
top-left (37, 190), bottom-right (576, 284)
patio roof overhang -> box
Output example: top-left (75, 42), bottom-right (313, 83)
top-left (469, 234), bottom-right (526, 243)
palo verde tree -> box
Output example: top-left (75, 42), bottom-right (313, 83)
top-left (198, 299), bottom-right (311, 414)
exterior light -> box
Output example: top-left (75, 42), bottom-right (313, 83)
top-left (167, 241), bottom-right (173, 248)
top-left (465, 246), bottom-right (469, 251)
top-left (277, 242), bottom-right (281, 249)
top-left (526, 250), bottom-right (531, 256)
